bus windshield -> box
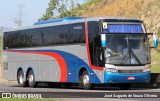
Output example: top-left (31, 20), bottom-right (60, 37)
top-left (105, 34), bottom-right (150, 65)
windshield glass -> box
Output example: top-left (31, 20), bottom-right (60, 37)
top-left (105, 34), bottom-right (150, 65)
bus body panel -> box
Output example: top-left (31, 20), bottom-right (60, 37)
top-left (104, 71), bottom-right (150, 83)
top-left (3, 44), bottom-right (103, 83)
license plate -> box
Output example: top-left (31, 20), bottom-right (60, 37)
top-left (128, 76), bottom-right (135, 80)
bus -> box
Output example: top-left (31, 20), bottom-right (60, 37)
top-left (2, 17), bottom-right (159, 90)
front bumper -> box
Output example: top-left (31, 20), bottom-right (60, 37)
top-left (104, 71), bottom-right (150, 83)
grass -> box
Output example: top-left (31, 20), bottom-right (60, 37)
top-left (151, 63), bottom-right (160, 73)
top-left (79, 0), bottom-right (99, 8)
top-left (151, 38), bottom-right (160, 73)
top-left (151, 54), bottom-right (160, 73)
top-left (74, 0), bottom-right (99, 16)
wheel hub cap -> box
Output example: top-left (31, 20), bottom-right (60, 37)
top-left (19, 75), bottom-right (23, 84)
top-left (29, 75), bottom-right (34, 83)
top-left (83, 75), bottom-right (89, 86)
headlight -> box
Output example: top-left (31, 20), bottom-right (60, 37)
top-left (107, 68), bottom-right (118, 72)
top-left (143, 68), bottom-right (150, 72)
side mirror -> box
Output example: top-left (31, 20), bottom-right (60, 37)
top-left (148, 33), bottom-right (159, 48)
top-left (101, 34), bottom-right (106, 48)
top-left (153, 34), bottom-right (158, 48)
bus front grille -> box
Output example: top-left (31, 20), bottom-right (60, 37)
top-left (118, 70), bottom-right (143, 74)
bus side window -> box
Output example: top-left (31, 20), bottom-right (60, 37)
top-left (41, 32), bottom-right (45, 45)
top-left (27, 34), bottom-right (32, 47)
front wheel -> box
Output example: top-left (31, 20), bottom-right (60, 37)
top-left (27, 70), bottom-right (37, 88)
top-left (17, 70), bottom-right (28, 87)
top-left (80, 70), bottom-right (94, 90)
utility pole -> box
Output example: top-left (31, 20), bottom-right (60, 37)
top-left (14, 4), bottom-right (25, 27)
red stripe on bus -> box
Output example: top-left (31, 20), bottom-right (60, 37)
top-left (31, 52), bottom-right (67, 82)
top-left (5, 50), bottom-right (67, 82)
top-left (84, 21), bottom-right (103, 70)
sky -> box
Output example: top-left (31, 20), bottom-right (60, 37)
top-left (0, 0), bottom-right (50, 28)
top-left (0, 0), bottom-right (87, 28)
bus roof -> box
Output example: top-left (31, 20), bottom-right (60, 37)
top-left (34, 17), bottom-right (85, 25)
top-left (3, 16), bottom-right (143, 32)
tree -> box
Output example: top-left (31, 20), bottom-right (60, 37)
top-left (57, 0), bottom-right (82, 18)
top-left (39, 0), bottom-right (58, 21)
top-left (39, 0), bottom-right (84, 21)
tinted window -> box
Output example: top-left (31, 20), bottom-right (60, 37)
top-left (3, 22), bottom-right (85, 49)
top-left (88, 21), bottom-right (103, 66)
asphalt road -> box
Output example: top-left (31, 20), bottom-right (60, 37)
top-left (0, 82), bottom-right (160, 101)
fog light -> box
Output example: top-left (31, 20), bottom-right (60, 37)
top-left (143, 68), bottom-right (150, 72)
top-left (107, 68), bottom-right (118, 73)
top-left (109, 80), bottom-right (112, 83)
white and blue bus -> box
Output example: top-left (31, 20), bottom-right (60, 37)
top-left (2, 17), bottom-right (159, 89)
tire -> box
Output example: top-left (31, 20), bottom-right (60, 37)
top-left (17, 70), bottom-right (28, 87)
top-left (150, 73), bottom-right (160, 88)
top-left (80, 70), bottom-right (94, 90)
top-left (153, 74), bottom-right (160, 88)
top-left (155, 74), bottom-right (160, 83)
top-left (27, 70), bottom-right (37, 88)
top-left (119, 84), bottom-right (130, 90)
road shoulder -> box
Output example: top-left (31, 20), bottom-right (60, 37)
top-left (0, 78), bottom-right (17, 84)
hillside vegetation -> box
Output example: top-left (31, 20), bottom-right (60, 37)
top-left (76, 0), bottom-right (160, 33)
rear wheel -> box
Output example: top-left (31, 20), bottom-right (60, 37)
top-left (80, 70), bottom-right (94, 90)
top-left (27, 70), bottom-right (37, 88)
top-left (17, 70), bottom-right (28, 87)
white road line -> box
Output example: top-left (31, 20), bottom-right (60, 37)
top-left (95, 98), bottom-right (137, 101)
top-left (66, 89), bottom-right (119, 92)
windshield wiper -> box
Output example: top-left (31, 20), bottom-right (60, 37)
top-left (120, 49), bottom-right (142, 65)
top-left (130, 49), bottom-right (142, 65)
top-left (121, 35), bottom-right (142, 65)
